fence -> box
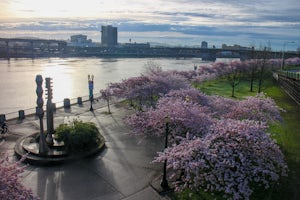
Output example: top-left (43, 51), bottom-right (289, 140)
top-left (276, 72), bottom-right (300, 105)
top-left (0, 94), bottom-right (102, 121)
top-left (277, 70), bottom-right (300, 81)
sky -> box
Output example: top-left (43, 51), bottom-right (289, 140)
top-left (0, 0), bottom-right (299, 51)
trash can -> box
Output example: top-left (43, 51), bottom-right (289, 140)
top-left (64, 98), bottom-right (71, 108)
top-left (0, 114), bottom-right (6, 123)
top-left (18, 110), bottom-right (25, 120)
top-left (77, 97), bottom-right (83, 105)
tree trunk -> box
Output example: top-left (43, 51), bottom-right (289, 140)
top-left (250, 79), bottom-right (253, 92)
top-left (107, 99), bottom-right (111, 114)
top-left (231, 82), bottom-right (235, 97)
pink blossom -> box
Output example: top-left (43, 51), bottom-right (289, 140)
top-left (154, 119), bottom-right (287, 200)
top-left (0, 154), bottom-right (39, 200)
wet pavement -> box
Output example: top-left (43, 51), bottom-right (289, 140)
top-left (0, 101), bottom-right (169, 200)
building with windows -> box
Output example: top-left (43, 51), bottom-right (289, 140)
top-left (222, 44), bottom-right (250, 51)
top-left (70, 34), bottom-right (87, 43)
top-left (101, 25), bottom-right (118, 47)
top-left (68, 34), bottom-right (96, 47)
top-left (201, 41), bottom-right (208, 48)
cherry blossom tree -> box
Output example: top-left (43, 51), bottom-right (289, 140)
top-left (125, 88), bottom-right (283, 139)
top-left (285, 57), bottom-right (300, 66)
top-left (142, 60), bottom-right (163, 75)
top-left (244, 59), bottom-right (258, 92)
top-left (205, 94), bottom-right (237, 117)
top-left (225, 60), bottom-right (246, 97)
top-left (125, 97), bottom-right (213, 140)
top-left (105, 59), bottom-right (288, 200)
top-left (164, 88), bottom-right (209, 106)
top-left (256, 47), bottom-right (272, 93)
top-left (120, 65), bottom-right (287, 200)
top-left (100, 87), bottom-right (113, 114)
top-left (268, 58), bottom-right (282, 70)
top-left (225, 93), bottom-right (283, 123)
top-left (154, 119), bottom-right (287, 200)
top-left (109, 75), bottom-right (151, 109)
top-left (0, 154), bottom-right (39, 200)
top-left (109, 71), bottom-right (189, 110)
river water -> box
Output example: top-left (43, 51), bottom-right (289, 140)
top-left (0, 57), bottom-right (210, 115)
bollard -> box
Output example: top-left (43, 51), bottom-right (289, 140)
top-left (77, 97), bottom-right (83, 105)
top-left (63, 98), bottom-right (71, 108)
top-left (18, 110), bottom-right (25, 120)
top-left (0, 114), bottom-right (6, 123)
top-left (52, 103), bottom-right (56, 111)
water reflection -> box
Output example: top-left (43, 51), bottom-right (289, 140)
top-left (0, 57), bottom-right (205, 114)
top-left (42, 66), bottom-right (72, 103)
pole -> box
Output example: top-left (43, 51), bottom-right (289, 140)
top-left (281, 41), bottom-right (295, 70)
top-left (45, 77), bottom-right (54, 145)
top-left (90, 96), bottom-right (94, 111)
top-left (161, 122), bottom-right (169, 190)
top-left (88, 75), bottom-right (94, 112)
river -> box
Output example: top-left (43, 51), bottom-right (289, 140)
top-left (0, 57), bottom-right (211, 116)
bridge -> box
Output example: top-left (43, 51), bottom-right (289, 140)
top-left (0, 37), bottom-right (298, 60)
top-left (0, 38), bottom-right (67, 58)
top-left (65, 46), bottom-right (297, 61)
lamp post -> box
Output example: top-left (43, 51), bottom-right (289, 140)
top-left (161, 121), bottom-right (170, 190)
top-left (45, 77), bottom-right (54, 145)
top-left (281, 41), bottom-right (295, 70)
top-left (88, 75), bottom-right (94, 111)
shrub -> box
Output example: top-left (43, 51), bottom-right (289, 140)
top-left (54, 120), bottom-right (101, 153)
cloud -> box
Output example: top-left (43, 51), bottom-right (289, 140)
top-left (0, 0), bottom-right (299, 50)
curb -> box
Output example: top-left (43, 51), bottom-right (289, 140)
top-left (14, 133), bottom-right (106, 166)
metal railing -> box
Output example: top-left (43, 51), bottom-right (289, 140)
top-left (275, 73), bottom-right (300, 106)
top-left (1, 93), bottom-right (102, 121)
top-left (278, 70), bottom-right (300, 81)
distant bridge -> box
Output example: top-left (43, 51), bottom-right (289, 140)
top-left (0, 37), bottom-right (298, 60)
top-left (0, 38), bottom-right (67, 58)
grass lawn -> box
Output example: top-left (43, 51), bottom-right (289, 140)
top-left (191, 77), bottom-right (300, 200)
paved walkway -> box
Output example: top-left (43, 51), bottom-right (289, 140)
top-left (0, 101), bottom-right (169, 200)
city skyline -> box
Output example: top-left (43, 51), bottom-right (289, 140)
top-left (0, 0), bottom-right (299, 51)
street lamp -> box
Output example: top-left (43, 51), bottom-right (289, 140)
top-left (161, 121), bottom-right (170, 190)
top-left (281, 41), bottom-right (295, 70)
top-left (88, 74), bottom-right (94, 111)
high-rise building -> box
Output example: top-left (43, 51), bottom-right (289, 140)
top-left (101, 25), bottom-right (118, 47)
top-left (201, 41), bottom-right (208, 48)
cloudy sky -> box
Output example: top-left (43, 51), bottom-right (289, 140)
top-left (0, 0), bottom-right (299, 50)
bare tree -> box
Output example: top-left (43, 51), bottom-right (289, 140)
top-left (257, 46), bottom-right (271, 93)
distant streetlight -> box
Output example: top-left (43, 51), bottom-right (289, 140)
top-left (88, 74), bottom-right (94, 111)
top-left (281, 41), bottom-right (295, 70)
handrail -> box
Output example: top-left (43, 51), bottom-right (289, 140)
top-left (2, 93), bottom-right (101, 121)
top-left (278, 70), bottom-right (300, 81)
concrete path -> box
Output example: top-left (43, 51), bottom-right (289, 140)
top-left (0, 101), bottom-right (169, 200)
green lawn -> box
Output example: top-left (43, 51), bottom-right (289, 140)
top-left (264, 80), bottom-right (300, 200)
top-left (193, 77), bottom-right (300, 200)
